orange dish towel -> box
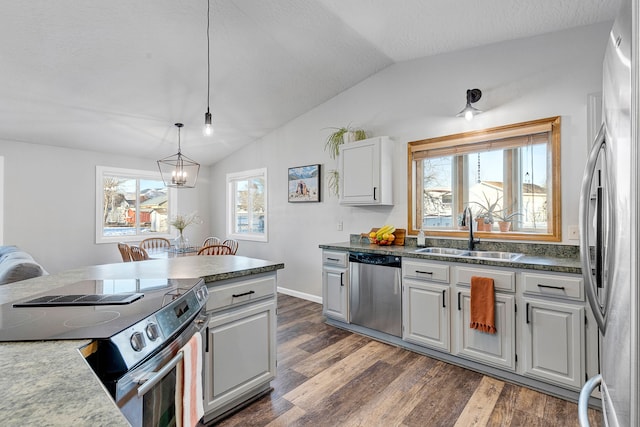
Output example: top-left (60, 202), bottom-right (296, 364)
top-left (469, 276), bottom-right (497, 334)
top-left (176, 333), bottom-right (204, 427)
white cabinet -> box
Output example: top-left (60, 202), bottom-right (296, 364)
top-left (339, 136), bottom-right (393, 205)
top-left (322, 250), bottom-right (349, 322)
top-left (453, 267), bottom-right (516, 371)
top-left (519, 272), bottom-right (586, 390)
top-left (202, 273), bottom-right (277, 422)
top-left (402, 259), bottom-right (450, 352)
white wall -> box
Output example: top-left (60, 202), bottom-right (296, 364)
top-left (0, 140), bottom-right (210, 273)
top-left (209, 22), bottom-right (611, 300)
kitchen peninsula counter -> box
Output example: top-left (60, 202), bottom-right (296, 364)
top-left (0, 255), bottom-right (284, 426)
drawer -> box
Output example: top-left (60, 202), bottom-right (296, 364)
top-left (403, 260), bottom-right (449, 283)
top-left (206, 274), bottom-right (276, 312)
top-left (323, 250), bottom-right (348, 267)
top-left (522, 273), bottom-right (583, 300)
top-left (455, 267), bottom-right (515, 292)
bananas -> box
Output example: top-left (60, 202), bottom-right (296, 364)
top-left (376, 224), bottom-right (396, 240)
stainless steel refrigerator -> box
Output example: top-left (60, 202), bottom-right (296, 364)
top-left (578, 0), bottom-right (639, 425)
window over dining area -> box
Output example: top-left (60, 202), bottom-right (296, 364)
top-left (408, 116), bottom-right (561, 241)
top-left (227, 168), bottom-right (268, 242)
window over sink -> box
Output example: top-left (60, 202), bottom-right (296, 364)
top-left (408, 116), bottom-right (561, 241)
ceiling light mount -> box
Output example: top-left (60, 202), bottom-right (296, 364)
top-left (457, 88), bottom-right (483, 121)
top-left (157, 123), bottom-right (200, 188)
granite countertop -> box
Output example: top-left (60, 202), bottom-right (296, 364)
top-left (0, 255), bottom-right (284, 426)
top-left (319, 238), bottom-right (582, 274)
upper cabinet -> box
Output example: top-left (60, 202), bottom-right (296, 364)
top-left (339, 136), bottom-right (394, 205)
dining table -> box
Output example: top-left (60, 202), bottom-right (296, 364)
top-left (146, 246), bottom-right (201, 259)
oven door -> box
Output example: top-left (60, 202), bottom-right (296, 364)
top-left (116, 309), bottom-right (209, 427)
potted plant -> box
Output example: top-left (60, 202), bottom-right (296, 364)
top-left (471, 192), bottom-right (502, 232)
top-left (324, 125), bottom-right (367, 159)
top-left (494, 209), bottom-right (523, 232)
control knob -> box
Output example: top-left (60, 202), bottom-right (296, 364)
top-left (130, 331), bottom-right (146, 352)
top-left (145, 323), bottom-right (160, 341)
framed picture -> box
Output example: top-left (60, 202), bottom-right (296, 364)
top-left (288, 164), bottom-right (321, 203)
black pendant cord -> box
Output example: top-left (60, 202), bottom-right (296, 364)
top-left (206, 0), bottom-right (211, 114)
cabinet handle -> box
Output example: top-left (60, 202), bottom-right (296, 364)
top-left (373, 187), bottom-right (377, 200)
top-left (526, 302), bottom-right (530, 324)
top-left (340, 272), bottom-right (344, 287)
top-left (442, 290), bottom-right (446, 308)
top-left (327, 257), bottom-right (340, 262)
top-left (537, 284), bottom-right (566, 291)
top-left (416, 270), bottom-right (433, 275)
top-left (232, 290), bottom-right (255, 298)
top-left (205, 327), bottom-right (209, 353)
top-left (457, 292), bottom-right (461, 311)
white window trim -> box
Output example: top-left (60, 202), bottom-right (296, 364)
top-left (226, 168), bottom-right (268, 242)
top-left (96, 165), bottom-right (177, 244)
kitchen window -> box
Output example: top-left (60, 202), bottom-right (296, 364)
top-left (227, 168), bottom-right (267, 242)
top-left (408, 116), bottom-right (561, 241)
top-left (95, 166), bottom-right (175, 244)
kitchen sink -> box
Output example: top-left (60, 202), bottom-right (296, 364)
top-left (414, 247), bottom-right (523, 261)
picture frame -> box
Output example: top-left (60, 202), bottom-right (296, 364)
top-left (288, 164), bottom-right (321, 203)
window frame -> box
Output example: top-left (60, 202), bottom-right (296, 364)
top-left (407, 116), bottom-right (561, 242)
top-left (226, 168), bottom-right (268, 242)
top-left (95, 166), bottom-right (176, 244)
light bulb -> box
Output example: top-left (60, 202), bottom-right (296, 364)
top-left (465, 110), bottom-right (474, 121)
top-left (203, 111), bottom-right (213, 136)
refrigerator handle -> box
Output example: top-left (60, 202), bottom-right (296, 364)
top-left (579, 123), bottom-right (607, 333)
top-left (578, 374), bottom-right (602, 426)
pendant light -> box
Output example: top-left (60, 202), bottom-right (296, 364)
top-left (157, 123), bottom-right (200, 188)
top-left (203, 0), bottom-right (213, 136)
top-left (457, 88), bottom-right (483, 121)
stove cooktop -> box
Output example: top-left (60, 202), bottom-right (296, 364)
top-left (0, 278), bottom-right (203, 341)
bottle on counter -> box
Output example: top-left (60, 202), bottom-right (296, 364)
top-left (417, 228), bottom-right (426, 247)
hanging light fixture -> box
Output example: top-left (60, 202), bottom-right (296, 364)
top-left (157, 123), bottom-right (200, 188)
top-left (203, 0), bottom-right (213, 136)
top-left (457, 88), bottom-right (483, 121)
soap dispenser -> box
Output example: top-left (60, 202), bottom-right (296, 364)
top-left (417, 227), bottom-right (426, 247)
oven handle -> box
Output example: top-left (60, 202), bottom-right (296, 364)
top-left (137, 351), bottom-right (184, 397)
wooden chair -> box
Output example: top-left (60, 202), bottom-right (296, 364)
top-left (129, 245), bottom-right (150, 261)
top-left (222, 239), bottom-right (239, 255)
top-left (140, 237), bottom-right (171, 251)
top-left (197, 245), bottom-right (232, 256)
top-left (117, 242), bottom-right (132, 262)
top-left (202, 236), bottom-right (222, 247)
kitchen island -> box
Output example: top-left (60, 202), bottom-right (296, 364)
top-left (0, 255), bottom-right (284, 426)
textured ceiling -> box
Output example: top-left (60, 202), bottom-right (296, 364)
top-left (0, 0), bottom-right (620, 166)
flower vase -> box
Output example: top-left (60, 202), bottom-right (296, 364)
top-left (175, 231), bottom-right (189, 251)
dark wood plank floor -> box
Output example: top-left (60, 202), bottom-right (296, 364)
top-left (213, 294), bottom-right (603, 426)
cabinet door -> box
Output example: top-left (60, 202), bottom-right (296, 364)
top-left (454, 288), bottom-right (516, 370)
top-left (402, 280), bottom-right (450, 352)
top-left (521, 297), bottom-right (584, 389)
top-left (203, 299), bottom-right (277, 416)
top-left (322, 265), bottom-right (349, 322)
top-left (339, 137), bottom-right (393, 205)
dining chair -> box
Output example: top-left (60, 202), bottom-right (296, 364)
top-left (130, 245), bottom-right (150, 261)
top-left (140, 237), bottom-right (171, 251)
top-left (117, 242), bottom-right (132, 262)
top-left (222, 239), bottom-right (239, 255)
top-left (202, 236), bottom-right (222, 247)
top-left (197, 245), bottom-right (232, 256)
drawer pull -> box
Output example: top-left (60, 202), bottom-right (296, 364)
top-left (327, 257), bottom-right (340, 262)
top-left (537, 284), bottom-right (566, 291)
top-left (232, 290), bottom-right (255, 298)
top-left (416, 270), bottom-right (433, 275)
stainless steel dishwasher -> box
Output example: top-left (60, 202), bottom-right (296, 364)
top-left (349, 252), bottom-right (402, 337)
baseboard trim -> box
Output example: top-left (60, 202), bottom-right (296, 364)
top-left (277, 286), bottom-right (322, 304)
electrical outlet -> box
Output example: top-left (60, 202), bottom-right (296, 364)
top-left (337, 221), bottom-right (343, 231)
top-left (568, 225), bottom-right (579, 240)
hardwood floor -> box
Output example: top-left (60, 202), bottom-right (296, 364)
top-left (213, 294), bottom-right (603, 426)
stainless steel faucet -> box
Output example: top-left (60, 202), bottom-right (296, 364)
top-left (464, 207), bottom-right (479, 251)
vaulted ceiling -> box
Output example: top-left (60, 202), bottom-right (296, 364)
top-left (0, 0), bottom-right (620, 166)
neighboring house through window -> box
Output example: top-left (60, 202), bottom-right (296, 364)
top-left (227, 168), bottom-right (267, 242)
top-left (96, 166), bottom-right (175, 243)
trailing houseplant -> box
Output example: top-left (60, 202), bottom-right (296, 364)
top-left (324, 125), bottom-right (367, 159)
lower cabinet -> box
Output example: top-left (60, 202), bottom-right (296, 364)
top-left (402, 280), bottom-right (450, 352)
top-left (322, 251), bottom-right (349, 322)
top-left (203, 299), bottom-right (277, 418)
top-left (521, 297), bottom-right (585, 389)
top-left (453, 288), bottom-right (516, 371)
